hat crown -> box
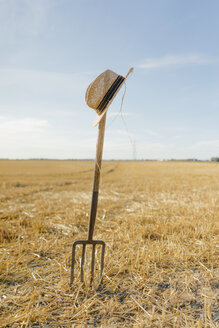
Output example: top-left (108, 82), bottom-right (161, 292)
top-left (85, 69), bottom-right (118, 110)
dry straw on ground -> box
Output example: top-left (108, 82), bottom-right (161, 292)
top-left (0, 160), bottom-right (218, 327)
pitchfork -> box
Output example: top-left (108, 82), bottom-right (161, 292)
top-left (70, 113), bottom-right (107, 286)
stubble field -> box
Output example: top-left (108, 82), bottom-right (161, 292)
top-left (0, 160), bottom-right (218, 327)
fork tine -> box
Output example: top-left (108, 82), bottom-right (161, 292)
top-left (100, 242), bottom-right (105, 282)
top-left (80, 243), bottom-right (86, 282)
top-left (90, 244), bottom-right (96, 285)
top-left (70, 241), bottom-right (77, 286)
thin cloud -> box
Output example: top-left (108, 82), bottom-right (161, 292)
top-left (0, 116), bottom-right (96, 159)
top-left (108, 112), bottom-right (133, 118)
top-left (0, 116), bottom-right (49, 138)
top-left (107, 129), bottom-right (135, 138)
top-left (0, 68), bottom-right (93, 91)
top-left (0, 0), bottom-right (55, 41)
top-left (145, 129), bottom-right (159, 137)
top-left (0, 116), bottom-right (49, 136)
top-left (138, 54), bottom-right (217, 69)
top-left (194, 140), bottom-right (219, 147)
top-left (185, 139), bottom-right (219, 159)
top-left (173, 135), bottom-right (183, 139)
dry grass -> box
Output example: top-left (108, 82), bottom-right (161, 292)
top-left (0, 160), bottom-right (218, 327)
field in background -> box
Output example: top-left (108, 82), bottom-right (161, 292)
top-left (0, 160), bottom-right (218, 327)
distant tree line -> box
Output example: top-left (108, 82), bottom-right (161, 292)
top-left (211, 157), bottom-right (219, 162)
top-left (1, 158), bottom-right (219, 162)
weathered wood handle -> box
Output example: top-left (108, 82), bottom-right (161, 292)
top-left (88, 113), bottom-right (106, 241)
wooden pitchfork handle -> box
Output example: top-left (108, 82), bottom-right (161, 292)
top-left (88, 113), bottom-right (106, 242)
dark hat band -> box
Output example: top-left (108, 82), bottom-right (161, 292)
top-left (96, 75), bottom-right (125, 114)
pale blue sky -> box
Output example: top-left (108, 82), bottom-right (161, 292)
top-left (0, 0), bottom-right (219, 160)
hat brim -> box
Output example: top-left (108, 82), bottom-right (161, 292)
top-left (93, 67), bottom-right (133, 127)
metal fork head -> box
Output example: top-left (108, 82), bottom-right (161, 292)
top-left (70, 240), bottom-right (105, 286)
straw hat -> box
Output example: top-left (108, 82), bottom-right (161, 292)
top-left (85, 67), bottom-right (133, 126)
